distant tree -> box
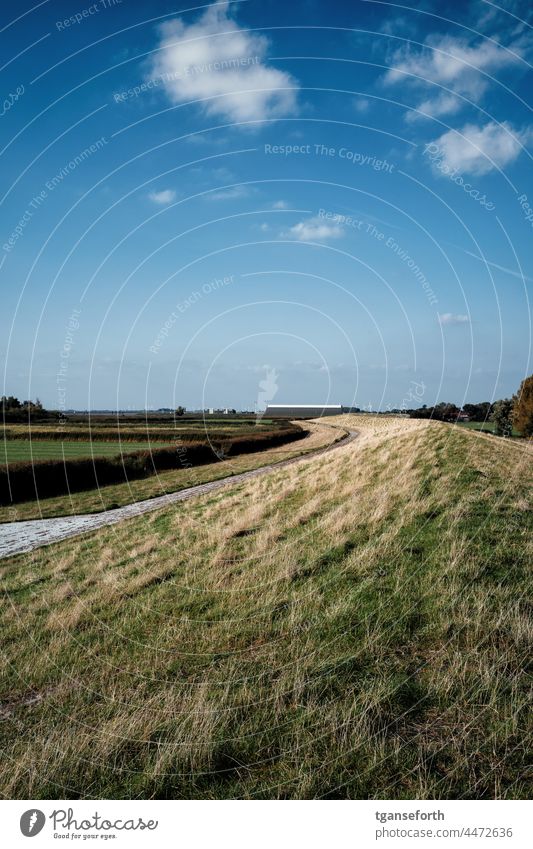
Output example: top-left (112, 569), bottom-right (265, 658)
top-left (1, 395), bottom-right (21, 410)
top-left (463, 401), bottom-right (492, 421)
top-left (512, 374), bottom-right (533, 437)
top-left (175, 406), bottom-right (185, 417)
top-left (433, 402), bottom-right (460, 422)
top-left (491, 399), bottom-right (514, 437)
top-left (409, 404), bottom-right (428, 418)
top-left (2, 395), bottom-right (51, 421)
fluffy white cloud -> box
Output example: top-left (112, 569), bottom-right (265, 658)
top-left (148, 189), bottom-right (176, 204)
top-left (149, 1), bottom-right (298, 124)
top-left (283, 215), bottom-right (344, 242)
top-left (384, 33), bottom-right (527, 118)
top-left (428, 121), bottom-right (530, 175)
top-left (438, 313), bottom-right (470, 326)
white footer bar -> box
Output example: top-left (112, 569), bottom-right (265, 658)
top-left (2, 799), bottom-right (531, 848)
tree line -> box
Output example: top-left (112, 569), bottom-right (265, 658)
top-left (407, 374), bottom-right (533, 437)
top-left (1, 396), bottom-right (55, 422)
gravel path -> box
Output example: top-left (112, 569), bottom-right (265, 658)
top-left (0, 429), bottom-right (357, 560)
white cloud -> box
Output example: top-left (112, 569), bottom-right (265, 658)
top-left (354, 97), bottom-right (369, 113)
top-left (282, 215), bottom-right (344, 242)
top-left (381, 16), bottom-right (411, 37)
top-left (384, 33), bottom-right (527, 118)
top-left (207, 184), bottom-right (251, 201)
top-left (210, 166), bottom-right (234, 181)
top-left (148, 189), bottom-right (176, 204)
top-left (428, 121), bottom-right (531, 175)
top-left (272, 199), bottom-right (289, 209)
top-left (438, 313), bottom-right (470, 326)
top-left (148, 1), bottom-right (299, 124)
top-left (405, 92), bottom-right (462, 122)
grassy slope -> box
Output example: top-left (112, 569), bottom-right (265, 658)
top-left (0, 422), bottom-right (340, 522)
top-left (0, 415), bottom-right (531, 799)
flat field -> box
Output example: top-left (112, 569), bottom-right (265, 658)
top-left (0, 415), bottom-right (531, 799)
top-left (1, 440), bottom-right (174, 462)
top-left (0, 421), bottom-right (340, 522)
top-left (1, 416), bottom-right (309, 516)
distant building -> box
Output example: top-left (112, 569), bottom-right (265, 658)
top-left (265, 404), bottom-right (343, 418)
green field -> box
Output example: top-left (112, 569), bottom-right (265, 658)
top-left (1, 440), bottom-right (173, 462)
top-left (1, 415), bottom-right (531, 799)
top-left (457, 421), bottom-right (496, 432)
top-left (456, 421), bottom-right (521, 437)
top-left (0, 423), bottom-right (339, 522)
top-left (1, 417), bottom-right (285, 464)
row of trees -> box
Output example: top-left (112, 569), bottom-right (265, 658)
top-left (408, 375), bottom-right (533, 437)
top-left (409, 401), bottom-right (492, 422)
top-left (1, 396), bottom-right (54, 422)
top-left (410, 403), bottom-right (466, 422)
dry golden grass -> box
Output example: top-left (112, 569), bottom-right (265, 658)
top-left (0, 415), bottom-right (531, 799)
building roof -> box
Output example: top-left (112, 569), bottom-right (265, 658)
top-left (265, 404), bottom-right (342, 408)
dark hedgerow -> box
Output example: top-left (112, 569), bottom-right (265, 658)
top-left (2, 426), bottom-right (280, 442)
top-left (0, 426), bottom-right (308, 505)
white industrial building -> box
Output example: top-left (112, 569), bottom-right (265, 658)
top-left (264, 404), bottom-right (343, 418)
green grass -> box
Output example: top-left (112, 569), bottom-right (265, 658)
top-left (0, 417), bottom-right (530, 799)
top-left (456, 421), bottom-right (521, 437)
top-left (1, 440), bottom-right (174, 462)
top-left (457, 420), bottom-right (497, 432)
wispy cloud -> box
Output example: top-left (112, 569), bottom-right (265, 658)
top-left (438, 313), bottom-right (470, 326)
top-left (383, 32), bottom-right (529, 119)
top-left (149, 1), bottom-right (299, 124)
top-left (380, 16), bottom-right (413, 37)
top-left (282, 215), bottom-right (344, 242)
top-left (353, 97), bottom-right (369, 113)
top-left (207, 184), bottom-right (251, 201)
top-left (405, 93), bottom-right (462, 122)
top-left (459, 246), bottom-right (533, 283)
top-left (148, 189), bottom-right (176, 204)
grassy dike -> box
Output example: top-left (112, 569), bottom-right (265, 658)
top-left (0, 415), bottom-right (531, 799)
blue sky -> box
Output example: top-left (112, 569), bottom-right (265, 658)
top-left (1, 0), bottom-right (532, 410)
